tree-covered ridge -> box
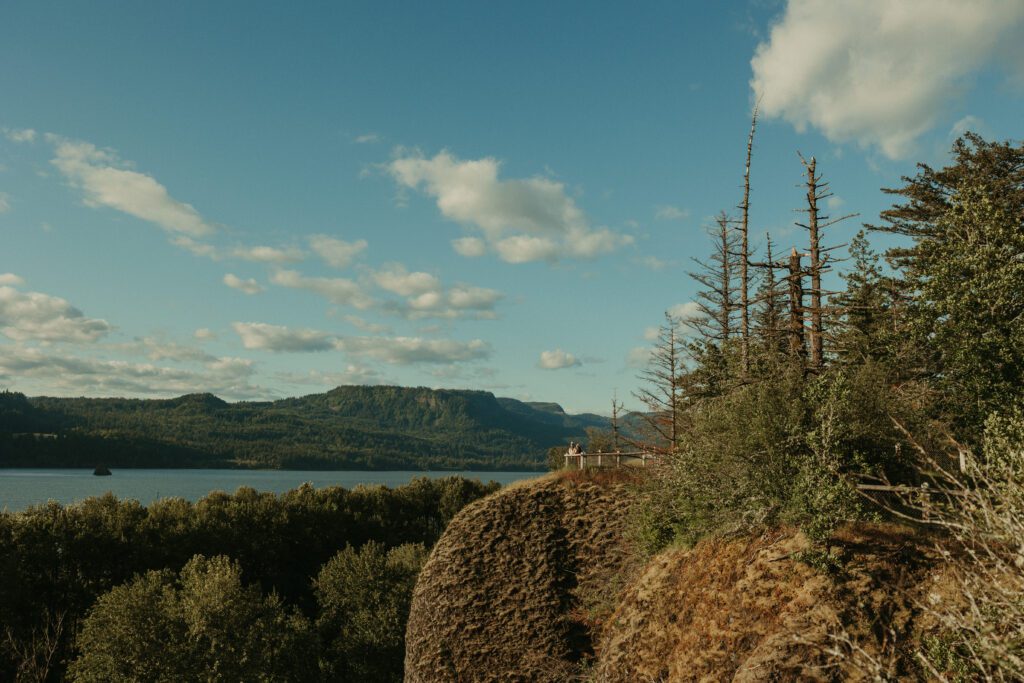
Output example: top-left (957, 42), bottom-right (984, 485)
top-left (0, 386), bottom-right (609, 470)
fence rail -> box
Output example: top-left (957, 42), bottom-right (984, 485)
top-left (563, 451), bottom-right (659, 469)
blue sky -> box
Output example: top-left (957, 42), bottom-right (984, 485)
top-left (1, 0), bottom-right (1022, 413)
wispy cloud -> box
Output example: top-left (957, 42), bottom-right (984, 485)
top-left (230, 245), bottom-right (305, 264)
top-left (231, 320), bottom-right (490, 365)
top-left (271, 269), bottom-right (375, 309)
top-left (655, 205), bottom-right (689, 221)
top-left (49, 135), bottom-right (217, 236)
top-left (308, 235), bottom-right (367, 268)
top-left (233, 321), bottom-right (335, 352)
top-left (3, 128), bottom-right (36, 143)
top-left (223, 273), bottom-right (264, 295)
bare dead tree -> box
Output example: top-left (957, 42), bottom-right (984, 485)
top-left (610, 392), bottom-right (623, 452)
top-left (796, 154), bottom-right (856, 370)
top-left (689, 212), bottom-right (739, 343)
top-left (633, 312), bottom-right (684, 455)
top-left (737, 104), bottom-right (759, 373)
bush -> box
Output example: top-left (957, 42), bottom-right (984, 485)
top-left (69, 555), bottom-right (317, 682)
top-left (314, 541), bottom-right (429, 682)
top-left (632, 364), bottom-right (897, 555)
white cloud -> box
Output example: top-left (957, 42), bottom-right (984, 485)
top-left (493, 235), bottom-right (559, 263)
top-left (451, 236), bottom-right (486, 257)
top-left (109, 337), bottom-right (217, 363)
top-left (49, 136), bottom-right (216, 236)
top-left (626, 346), bottom-right (653, 368)
top-left (655, 205), bottom-right (689, 221)
top-left (355, 133), bottom-right (381, 144)
top-left (0, 285), bottom-right (111, 343)
top-left (826, 195), bottom-right (845, 211)
top-left (271, 269), bottom-right (374, 309)
top-left (232, 321), bottom-right (335, 352)
top-left (372, 264), bottom-right (441, 296)
top-left (0, 345), bottom-right (262, 399)
top-left (336, 335), bottom-right (491, 365)
top-left (343, 315), bottom-right (392, 334)
top-left (636, 255), bottom-right (670, 271)
top-left (667, 301), bottom-right (703, 321)
top-left (223, 273), bottom-right (264, 295)
top-left (277, 365), bottom-right (383, 387)
top-left (949, 114), bottom-right (992, 140)
top-left (194, 328), bottom-right (216, 341)
top-left (233, 320), bottom-right (489, 365)
top-left (0, 193), bottom-right (9, 213)
top-left (308, 234), bottom-right (367, 268)
top-left (171, 236), bottom-right (220, 259)
top-left (751, 0), bottom-right (1024, 159)
top-left (3, 128), bottom-right (36, 143)
top-left (0, 273), bottom-right (25, 286)
top-left (538, 348), bottom-right (581, 370)
top-left (230, 245), bottom-right (304, 264)
top-left (388, 150), bottom-right (632, 263)
top-left (447, 285), bottom-right (502, 311)
top-left (643, 326), bottom-right (660, 342)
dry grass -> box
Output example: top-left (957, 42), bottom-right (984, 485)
top-left (593, 524), bottom-right (942, 682)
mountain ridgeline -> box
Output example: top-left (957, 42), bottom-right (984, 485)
top-left (0, 387), bottom-right (610, 470)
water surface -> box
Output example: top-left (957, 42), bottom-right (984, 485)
top-left (0, 468), bottom-right (539, 512)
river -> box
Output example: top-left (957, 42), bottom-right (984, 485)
top-left (0, 468), bottom-right (540, 512)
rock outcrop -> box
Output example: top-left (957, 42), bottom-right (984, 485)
top-left (404, 472), bottom-right (635, 682)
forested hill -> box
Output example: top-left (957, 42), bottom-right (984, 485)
top-left (0, 386), bottom-right (609, 470)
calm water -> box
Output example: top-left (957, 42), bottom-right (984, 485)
top-left (0, 469), bottom-right (540, 512)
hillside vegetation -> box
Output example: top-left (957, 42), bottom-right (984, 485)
top-left (0, 386), bottom-right (609, 470)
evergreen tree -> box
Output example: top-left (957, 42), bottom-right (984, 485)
top-left (872, 134), bottom-right (1024, 439)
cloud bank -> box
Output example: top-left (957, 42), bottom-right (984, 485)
top-left (751, 0), bottom-right (1024, 158)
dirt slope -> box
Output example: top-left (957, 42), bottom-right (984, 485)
top-left (404, 472), bottom-right (635, 682)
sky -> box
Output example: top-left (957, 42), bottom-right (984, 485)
top-left (1, 0), bottom-right (1022, 414)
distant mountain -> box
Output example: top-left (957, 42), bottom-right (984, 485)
top-left (0, 386), bottom-right (612, 471)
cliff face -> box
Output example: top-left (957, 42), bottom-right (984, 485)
top-left (407, 474), bottom-right (948, 682)
top-left (404, 473), bottom-right (635, 682)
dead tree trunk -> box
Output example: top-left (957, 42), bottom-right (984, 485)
top-left (797, 153), bottom-right (855, 371)
top-left (803, 156), bottom-right (824, 369)
top-left (738, 105), bottom-right (758, 373)
top-left (787, 247), bottom-right (806, 364)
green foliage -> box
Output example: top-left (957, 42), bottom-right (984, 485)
top-left (69, 555), bottom-right (317, 682)
top-left (314, 541), bottom-right (428, 681)
top-left (0, 476), bottom-right (497, 681)
top-left (633, 364), bottom-right (901, 554)
top-left (1, 386), bottom-right (610, 470)
top-left (874, 134), bottom-right (1024, 442)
